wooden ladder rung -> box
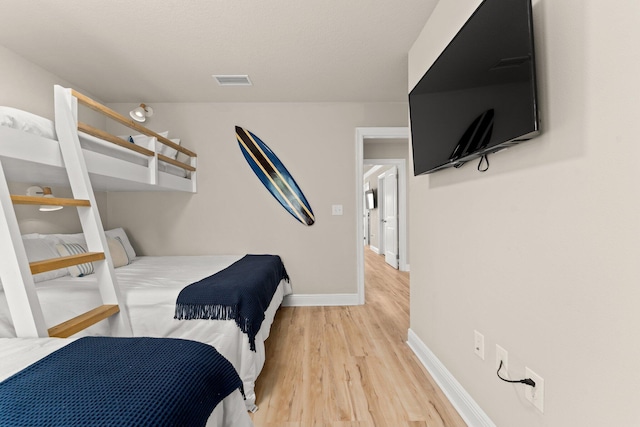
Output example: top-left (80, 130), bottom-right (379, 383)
top-left (30, 252), bottom-right (105, 275)
top-left (48, 304), bottom-right (120, 338)
top-left (11, 195), bottom-right (91, 207)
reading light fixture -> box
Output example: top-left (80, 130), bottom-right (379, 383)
top-left (129, 103), bottom-right (154, 123)
top-left (26, 186), bottom-right (63, 212)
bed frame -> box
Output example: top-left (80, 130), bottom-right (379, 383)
top-left (0, 85), bottom-right (198, 339)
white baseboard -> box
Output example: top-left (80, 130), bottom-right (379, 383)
top-left (283, 293), bottom-right (360, 307)
top-left (369, 245), bottom-right (380, 254)
top-left (407, 329), bottom-right (496, 427)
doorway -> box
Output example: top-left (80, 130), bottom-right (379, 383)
top-left (355, 127), bottom-right (409, 305)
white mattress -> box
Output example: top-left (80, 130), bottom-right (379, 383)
top-left (0, 106), bottom-right (186, 178)
top-left (0, 337), bottom-right (253, 427)
top-left (0, 255), bottom-right (292, 411)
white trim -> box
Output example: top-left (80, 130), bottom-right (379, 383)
top-left (407, 329), bottom-right (496, 427)
top-left (282, 293), bottom-right (359, 307)
top-left (369, 245), bottom-right (380, 254)
top-left (356, 127), bottom-right (410, 305)
top-left (405, 264), bottom-right (410, 271)
top-left (363, 164), bottom-right (384, 180)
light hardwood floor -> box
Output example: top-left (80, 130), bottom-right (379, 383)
top-left (250, 247), bottom-right (466, 427)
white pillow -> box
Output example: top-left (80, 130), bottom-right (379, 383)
top-left (128, 134), bottom-right (155, 150)
top-left (105, 228), bottom-right (136, 260)
top-left (22, 238), bottom-right (70, 282)
top-left (125, 131), bottom-right (180, 159)
top-left (159, 138), bottom-right (181, 160)
top-left (0, 106), bottom-right (57, 140)
top-left (39, 229), bottom-right (136, 264)
top-left (108, 237), bottom-right (130, 267)
top-left (50, 232), bottom-right (85, 246)
top-left (55, 243), bottom-right (94, 277)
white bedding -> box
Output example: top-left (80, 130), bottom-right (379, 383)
top-left (0, 337), bottom-right (253, 427)
top-left (0, 106), bottom-right (187, 178)
top-left (0, 255), bottom-right (292, 411)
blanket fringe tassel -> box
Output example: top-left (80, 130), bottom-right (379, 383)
top-left (175, 303), bottom-right (256, 351)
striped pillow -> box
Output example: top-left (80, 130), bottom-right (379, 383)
top-left (55, 243), bottom-right (94, 277)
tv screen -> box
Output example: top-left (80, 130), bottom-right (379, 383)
top-left (409, 0), bottom-right (539, 175)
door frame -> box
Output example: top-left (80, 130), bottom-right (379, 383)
top-left (355, 127), bottom-right (409, 305)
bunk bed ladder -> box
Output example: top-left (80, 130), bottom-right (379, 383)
top-left (0, 87), bottom-right (133, 338)
top-left (52, 85), bottom-right (133, 338)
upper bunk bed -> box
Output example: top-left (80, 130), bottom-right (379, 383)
top-left (0, 85), bottom-right (197, 192)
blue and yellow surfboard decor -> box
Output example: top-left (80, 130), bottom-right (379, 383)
top-left (235, 126), bottom-right (315, 226)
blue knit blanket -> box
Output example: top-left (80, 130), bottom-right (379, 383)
top-left (0, 337), bottom-right (242, 427)
top-left (175, 254), bottom-right (288, 351)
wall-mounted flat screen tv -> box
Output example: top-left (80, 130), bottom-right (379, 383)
top-left (409, 0), bottom-right (540, 175)
top-left (365, 189), bottom-right (376, 209)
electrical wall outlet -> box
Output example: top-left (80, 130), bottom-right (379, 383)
top-left (496, 345), bottom-right (508, 373)
top-left (474, 330), bottom-right (485, 360)
top-left (524, 367), bottom-right (544, 413)
top-left (332, 204), bottom-right (343, 215)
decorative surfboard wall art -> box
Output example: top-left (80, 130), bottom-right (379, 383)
top-left (235, 126), bottom-right (315, 226)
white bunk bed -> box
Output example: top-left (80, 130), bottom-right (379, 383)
top-left (0, 85), bottom-right (199, 340)
top-left (0, 86), bottom-right (285, 412)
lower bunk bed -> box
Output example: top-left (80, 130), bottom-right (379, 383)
top-left (0, 235), bottom-right (291, 411)
top-left (0, 336), bottom-right (253, 426)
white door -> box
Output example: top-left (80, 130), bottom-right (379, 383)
top-left (383, 167), bottom-right (398, 269)
top-left (377, 174), bottom-right (385, 255)
top-left (363, 183), bottom-right (370, 246)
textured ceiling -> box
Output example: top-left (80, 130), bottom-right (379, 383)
top-left (0, 1), bottom-right (437, 103)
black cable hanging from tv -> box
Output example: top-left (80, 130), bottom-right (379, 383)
top-left (477, 154), bottom-right (490, 172)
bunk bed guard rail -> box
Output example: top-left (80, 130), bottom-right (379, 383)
top-left (62, 86), bottom-right (197, 193)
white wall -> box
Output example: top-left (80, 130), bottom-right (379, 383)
top-left (408, 1), bottom-right (640, 426)
top-left (0, 45), bottom-right (108, 234)
top-left (0, 45), bottom-right (65, 119)
top-left (105, 102), bottom-right (408, 295)
top-left (0, 44), bottom-right (105, 126)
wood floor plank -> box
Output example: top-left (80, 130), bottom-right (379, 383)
top-left (251, 247), bottom-right (466, 427)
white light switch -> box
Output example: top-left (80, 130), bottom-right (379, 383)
top-left (332, 205), bottom-right (343, 215)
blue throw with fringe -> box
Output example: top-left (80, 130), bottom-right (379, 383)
top-left (0, 337), bottom-right (242, 427)
top-left (175, 254), bottom-right (288, 351)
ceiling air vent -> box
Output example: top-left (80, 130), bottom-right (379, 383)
top-left (213, 75), bottom-right (252, 86)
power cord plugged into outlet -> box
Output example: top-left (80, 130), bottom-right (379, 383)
top-left (496, 360), bottom-right (536, 387)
